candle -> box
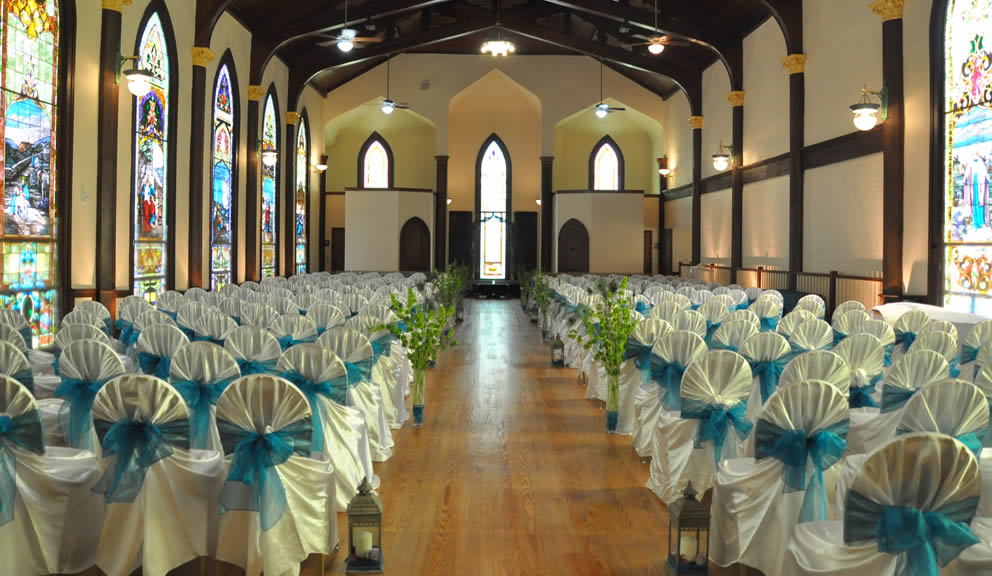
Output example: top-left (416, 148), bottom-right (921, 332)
top-left (355, 529), bottom-right (373, 558)
top-left (679, 533), bottom-right (698, 561)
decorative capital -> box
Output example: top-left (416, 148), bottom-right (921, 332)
top-left (102, 0), bottom-right (132, 11)
top-left (781, 54), bottom-right (807, 74)
top-left (870, 0), bottom-right (905, 21)
top-left (286, 111), bottom-right (299, 125)
top-left (727, 91), bottom-right (745, 107)
top-left (191, 47), bottom-right (215, 68)
top-left (247, 85), bottom-right (265, 102)
top-left (688, 116), bottom-right (704, 130)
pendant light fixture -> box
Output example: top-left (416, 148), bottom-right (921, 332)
top-left (481, 0), bottom-right (515, 56)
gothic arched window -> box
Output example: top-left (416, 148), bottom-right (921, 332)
top-left (477, 135), bottom-right (511, 280)
top-left (210, 56), bottom-right (238, 289)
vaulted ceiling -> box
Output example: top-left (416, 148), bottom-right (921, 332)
top-left (219, 0), bottom-right (776, 108)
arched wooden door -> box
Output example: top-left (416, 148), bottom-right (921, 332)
top-left (399, 217), bottom-right (431, 272)
top-left (558, 219), bottom-right (590, 273)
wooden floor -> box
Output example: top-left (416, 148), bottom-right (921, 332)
top-left (325, 298), bottom-right (670, 575)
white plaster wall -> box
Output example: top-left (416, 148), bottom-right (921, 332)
top-left (701, 189), bottom-right (732, 264)
top-left (665, 196), bottom-right (692, 272)
top-left (71, 0), bottom-right (101, 289)
top-left (553, 193), bottom-right (643, 274)
top-left (804, 154), bottom-right (884, 276)
top-left (298, 86), bottom-right (326, 274)
top-left (665, 90), bottom-right (693, 189)
top-left (903, 0), bottom-right (933, 294)
top-left (743, 18), bottom-right (789, 164)
top-left (701, 63), bottom-right (732, 180)
top-left (345, 190), bottom-right (433, 271)
top-left (742, 175), bottom-right (789, 269)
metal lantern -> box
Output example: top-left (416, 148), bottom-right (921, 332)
top-left (455, 300), bottom-right (465, 323)
top-left (551, 334), bottom-right (566, 366)
top-left (346, 477), bottom-right (383, 574)
top-left (666, 482), bottom-right (710, 574)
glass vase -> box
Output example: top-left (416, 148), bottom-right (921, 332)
top-left (605, 372), bottom-right (620, 433)
top-left (412, 368), bottom-right (425, 427)
top-left (541, 311), bottom-right (549, 342)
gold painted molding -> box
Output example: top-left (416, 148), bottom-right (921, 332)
top-left (727, 91), bottom-right (745, 107)
top-left (870, 0), bottom-right (905, 21)
top-left (247, 85), bottom-right (265, 102)
top-left (781, 54), bottom-right (807, 74)
top-left (191, 47), bottom-right (215, 68)
top-left (688, 116), bottom-right (703, 130)
top-left (286, 111), bottom-right (300, 125)
top-left (102, 0), bottom-right (132, 11)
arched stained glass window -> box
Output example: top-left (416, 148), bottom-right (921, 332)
top-left (943, 2), bottom-right (992, 312)
top-left (0, 0), bottom-right (62, 348)
top-left (590, 136), bottom-right (623, 191)
top-left (478, 136), bottom-right (510, 280)
top-left (359, 132), bottom-right (392, 189)
top-left (261, 90), bottom-right (278, 278)
top-left (295, 113), bottom-right (309, 275)
top-left (210, 61), bottom-right (236, 290)
top-left (132, 11), bottom-right (170, 303)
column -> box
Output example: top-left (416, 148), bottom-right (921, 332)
top-left (318, 154), bottom-right (328, 272)
top-left (728, 91), bottom-right (745, 284)
top-left (244, 86), bottom-right (263, 281)
top-left (96, 0), bottom-right (126, 313)
top-left (782, 53), bottom-right (807, 291)
top-left (188, 47), bottom-right (214, 289)
top-left (434, 155), bottom-right (449, 269)
top-left (689, 116), bottom-right (703, 265)
top-left (284, 112), bottom-right (298, 276)
top-left (657, 158), bottom-right (667, 275)
top-left (873, 0), bottom-right (905, 298)
top-left (540, 156), bottom-right (553, 272)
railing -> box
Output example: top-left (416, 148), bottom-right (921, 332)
top-left (678, 263), bottom-right (883, 318)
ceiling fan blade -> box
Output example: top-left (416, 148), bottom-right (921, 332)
top-left (353, 36), bottom-right (383, 43)
top-left (607, 107), bottom-right (626, 112)
top-left (395, 103), bottom-right (411, 109)
top-left (661, 39), bottom-right (691, 47)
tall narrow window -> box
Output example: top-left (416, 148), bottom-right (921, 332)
top-left (0, 0), bottom-right (62, 347)
top-left (132, 11), bottom-right (170, 302)
top-left (295, 113), bottom-right (309, 275)
top-left (359, 132), bottom-right (392, 189)
top-left (261, 90), bottom-right (278, 278)
top-left (943, 2), bottom-right (992, 312)
top-left (477, 135), bottom-right (511, 280)
top-left (590, 136), bottom-right (623, 191)
top-left (210, 60), bottom-right (236, 290)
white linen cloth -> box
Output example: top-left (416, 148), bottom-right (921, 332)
top-left (169, 341), bottom-right (242, 452)
top-left (619, 318), bottom-right (671, 436)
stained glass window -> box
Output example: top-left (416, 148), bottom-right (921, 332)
top-left (210, 63), bottom-right (234, 290)
top-left (0, 0), bottom-right (61, 348)
top-left (295, 114), bottom-right (308, 275)
top-left (944, 1), bottom-right (992, 313)
top-left (133, 12), bottom-right (169, 304)
top-left (479, 138), bottom-right (508, 280)
top-left (593, 141), bottom-right (620, 190)
top-left (261, 93), bottom-right (278, 278)
top-left (363, 140), bottom-right (388, 188)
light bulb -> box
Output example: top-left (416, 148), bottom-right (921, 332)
top-left (658, 168), bottom-right (671, 176)
top-left (123, 68), bottom-right (155, 97)
top-left (337, 39), bottom-right (354, 52)
top-left (261, 150), bottom-right (278, 167)
top-left (712, 154), bottom-right (730, 171)
top-left (648, 42), bottom-right (665, 55)
top-left (852, 109), bottom-right (878, 131)
top-left (595, 107), bottom-right (608, 119)
top-left (536, 199), bottom-right (542, 206)
top-left (381, 100), bottom-right (394, 115)
top-left (446, 198), bottom-right (452, 205)
top-left (314, 163), bottom-right (328, 173)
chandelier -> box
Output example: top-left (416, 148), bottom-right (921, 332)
top-left (481, 38), bottom-right (515, 56)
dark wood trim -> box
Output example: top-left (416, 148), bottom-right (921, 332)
top-left (541, 156), bottom-right (553, 272)
top-left (244, 98), bottom-right (259, 281)
top-left (357, 131), bottom-right (395, 189)
top-left (803, 128), bottom-right (883, 170)
top-left (475, 133), bottom-right (512, 280)
top-left (701, 172), bottom-right (733, 194)
top-left (588, 134), bottom-right (625, 190)
top-left (284, 120), bottom-right (295, 276)
top-left (664, 184), bottom-right (693, 200)
top-left (658, 169), bottom-right (665, 276)
top-left (325, 191), bottom-right (346, 196)
top-left (554, 189), bottom-right (645, 195)
top-left (881, 17), bottom-right (905, 297)
top-left (208, 49), bottom-right (240, 287)
top-left (731, 104), bottom-right (743, 282)
top-left (262, 85), bottom-right (280, 277)
top-left (189, 62), bottom-right (206, 288)
top-left (788, 71), bottom-right (805, 290)
top-left (743, 152), bottom-right (790, 185)
top-left (96, 7), bottom-right (122, 313)
top-left (343, 186), bottom-right (433, 193)
top-left (434, 155), bottom-right (448, 270)
top-left (928, 0), bottom-right (948, 304)
top-left (318, 153), bottom-right (328, 272)
top-left (691, 126), bottom-right (702, 264)
top-left (57, 0), bottom-right (76, 320)
top-left (298, 109), bottom-right (311, 274)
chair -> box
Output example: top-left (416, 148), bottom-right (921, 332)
top-left (0, 341), bottom-right (34, 397)
top-left (185, 287), bottom-right (208, 301)
top-left (711, 294), bottom-right (737, 312)
top-left (778, 309), bottom-right (816, 342)
top-left (155, 291), bottom-right (185, 320)
top-left (240, 302), bottom-right (279, 329)
top-left (169, 341), bottom-right (242, 451)
top-left (911, 330), bottom-right (961, 378)
top-left (783, 434), bottom-right (982, 575)
top-left (621, 318), bottom-right (672, 437)
top-left (0, 323), bottom-right (27, 356)
top-left (731, 308), bottom-right (760, 329)
top-left (728, 289), bottom-right (749, 310)
top-left (741, 332), bottom-right (793, 431)
top-left (269, 314), bottom-right (319, 351)
top-left (219, 283), bottom-right (242, 298)
top-left (710, 380), bottom-right (849, 575)
top-left (646, 350), bottom-right (753, 504)
top-left (239, 280), bottom-right (260, 291)
top-left (50, 323), bottom-right (111, 379)
top-left (75, 300), bottom-right (113, 336)
top-left (832, 300), bottom-right (866, 322)
top-left (852, 318), bottom-right (897, 367)
top-left (116, 300), bottom-right (153, 349)
top-left (295, 293), bottom-right (317, 314)
top-left (307, 302), bottom-right (347, 335)
top-left (132, 308), bottom-right (178, 344)
top-left (91, 374), bottom-right (224, 576)
top-left (224, 325), bottom-right (283, 376)
top-left (343, 293), bottom-right (369, 317)
top-left (649, 300), bottom-right (683, 323)
top-left (176, 301), bottom-right (211, 340)
top-left (135, 324), bottom-right (189, 381)
top-left (219, 298), bottom-right (243, 325)
top-left (710, 320), bottom-right (758, 353)
top-left (832, 309), bottom-right (870, 346)
top-left (892, 309), bottom-right (930, 361)
top-left (699, 300), bottom-right (730, 344)
top-left (276, 344), bottom-right (375, 510)
top-left (51, 340), bottom-right (126, 450)
top-left (750, 299), bottom-right (782, 332)
top-left (744, 286), bottom-right (762, 303)
top-left (833, 333), bottom-right (886, 410)
top-left (193, 310), bottom-right (238, 346)
top-left (357, 315), bottom-right (410, 429)
top-left (63, 308), bottom-right (109, 337)
top-left (0, 308), bottom-right (33, 350)
top-left (790, 319), bottom-right (835, 354)
top-left (795, 294), bottom-right (826, 319)
top-left (780, 350), bottom-right (851, 396)
top-left (673, 309), bottom-right (707, 340)
top-left (318, 327), bottom-right (395, 462)
top-left (269, 297), bottom-right (298, 317)
top-left (963, 320), bottom-right (992, 378)
top-left (0, 375), bottom-right (104, 575)
top-left (633, 331), bottom-right (707, 458)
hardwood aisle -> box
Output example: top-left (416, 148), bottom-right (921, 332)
top-left (328, 298), bottom-right (670, 575)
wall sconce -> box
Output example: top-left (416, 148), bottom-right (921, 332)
top-left (850, 83), bottom-right (887, 131)
top-left (313, 154), bottom-right (328, 173)
top-left (446, 198), bottom-right (452, 205)
top-left (536, 199), bottom-right (542, 206)
top-left (258, 140), bottom-right (278, 167)
top-left (116, 52), bottom-right (155, 97)
top-left (657, 157), bottom-right (671, 176)
top-left (712, 141), bottom-right (733, 172)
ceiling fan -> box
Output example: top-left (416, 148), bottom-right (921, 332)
top-left (628, 0), bottom-right (690, 55)
top-left (319, 0), bottom-right (383, 52)
top-left (378, 59), bottom-right (409, 115)
top-left (594, 62), bottom-right (624, 118)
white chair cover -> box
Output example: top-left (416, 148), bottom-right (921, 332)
top-left (240, 302), bottom-right (279, 329)
top-left (744, 286), bottom-right (762, 303)
top-left (911, 331), bottom-right (962, 378)
top-left (750, 299), bottom-right (782, 332)
top-left (214, 375), bottom-right (336, 576)
top-left (919, 319), bottom-right (959, 341)
top-left (0, 341), bottom-right (35, 399)
top-left (0, 309), bottom-right (33, 350)
top-left (42, 325), bottom-right (113, 392)
top-left (62, 309), bottom-right (108, 335)
top-left (276, 344), bottom-right (375, 510)
top-left (269, 314), bottom-right (319, 350)
top-left (832, 300), bottom-right (866, 322)
top-left (899, 379), bottom-right (989, 444)
top-left (49, 341), bottom-right (126, 450)
top-left (833, 310), bottom-right (870, 344)
top-left (796, 294), bottom-right (826, 319)
top-left (176, 301), bottom-right (211, 338)
top-left (269, 297), bottom-right (298, 317)
top-left (781, 350), bottom-right (851, 396)
top-left (224, 325), bottom-right (283, 377)
top-left (0, 323), bottom-right (26, 355)
top-left (134, 324), bottom-right (189, 381)
top-left (295, 293), bottom-right (316, 313)
top-left (790, 319), bottom-right (834, 354)
top-left (784, 433), bottom-right (982, 575)
top-left (647, 350), bottom-right (753, 504)
top-left (169, 341), bottom-right (242, 452)
top-left (91, 374), bottom-right (224, 576)
top-left (711, 320), bottom-right (758, 353)
top-left (853, 318), bottom-right (897, 367)
top-left (218, 298), bottom-right (243, 324)
top-left (649, 300), bottom-right (682, 323)
top-left (711, 380), bottom-right (849, 575)
top-left (834, 333), bottom-right (886, 411)
top-left (620, 319), bottom-right (672, 437)
top-left (700, 300), bottom-right (731, 342)
top-left (155, 291), bottom-right (184, 318)
top-left (673, 309), bottom-right (707, 339)
top-left (963, 319), bottom-right (992, 378)
top-left (75, 300), bottom-right (113, 335)
top-left (307, 302), bottom-right (347, 334)
top-left (0, 376), bottom-right (104, 575)
top-left (778, 309), bottom-right (816, 341)
top-left (731, 308), bottom-right (760, 329)
top-left (193, 310), bottom-right (238, 346)
top-left (892, 309), bottom-right (931, 361)
top-left (741, 332), bottom-right (793, 433)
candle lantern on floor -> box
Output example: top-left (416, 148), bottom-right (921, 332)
top-left (347, 477), bottom-right (383, 574)
top-left (551, 334), bottom-right (565, 366)
top-left (666, 482), bottom-right (710, 574)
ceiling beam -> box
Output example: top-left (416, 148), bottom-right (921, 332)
top-left (195, 0), bottom-right (235, 46)
top-left (760, 0), bottom-right (803, 54)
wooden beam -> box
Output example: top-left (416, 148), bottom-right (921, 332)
top-left (435, 156), bottom-right (449, 270)
top-left (96, 5), bottom-right (122, 314)
top-left (731, 101), bottom-right (743, 282)
top-left (881, 12), bottom-right (905, 297)
top-left (691, 124), bottom-right (702, 265)
top-left (245, 97), bottom-right (260, 281)
top-left (194, 0), bottom-right (233, 46)
top-left (541, 157), bottom-right (553, 272)
top-left (760, 0), bottom-right (804, 55)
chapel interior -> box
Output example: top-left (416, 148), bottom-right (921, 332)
top-left (0, 0), bottom-right (989, 575)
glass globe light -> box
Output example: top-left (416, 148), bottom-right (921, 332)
top-left (850, 102), bottom-right (880, 131)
